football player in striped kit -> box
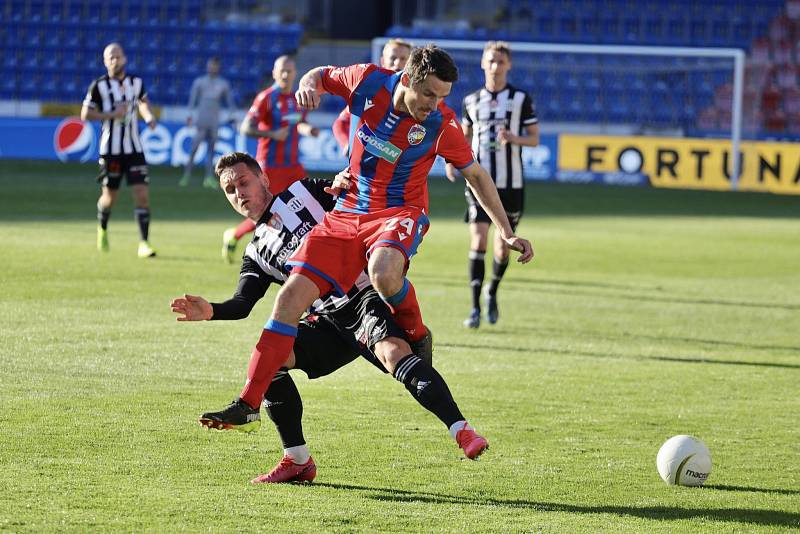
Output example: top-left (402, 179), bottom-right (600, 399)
top-left (446, 41), bottom-right (540, 328)
top-left (81, 43), bottom-right (158, 258)
top-left (171, 152), bottom-right (489, 484)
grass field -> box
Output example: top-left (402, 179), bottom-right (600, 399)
top-left (1, 159), bottom-right (798, 533)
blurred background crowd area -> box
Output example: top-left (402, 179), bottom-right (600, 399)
top-left (3, 0), bottom-right (800, 139)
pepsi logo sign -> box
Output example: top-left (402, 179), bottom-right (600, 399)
top-left (54, 117), bottom-right (96, 162)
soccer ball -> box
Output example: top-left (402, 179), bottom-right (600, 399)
top-left (656, 435), bottom-right (712, 486)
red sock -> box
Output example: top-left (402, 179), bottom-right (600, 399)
top-left (234, 218), bottom-right (256, 240)
top-left (240, 324), bottom-right (297, 409)
top-left (385, 279), bottom-right (427, 342)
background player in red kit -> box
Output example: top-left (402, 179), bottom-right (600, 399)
top-left (222, 55), bottom-right (319, 262)
top-left (331, 38), bottom-right (412, 153)
top-left (202, 46), bottom-right (534, 449)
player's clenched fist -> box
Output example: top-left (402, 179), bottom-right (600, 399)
top-left (295, 85), bottom-right (320, 109)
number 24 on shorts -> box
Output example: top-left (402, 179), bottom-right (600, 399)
top-left (384, 217), bottom-right (415, 240)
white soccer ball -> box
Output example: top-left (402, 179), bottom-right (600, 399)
top-left (656, 435), bottom-right (712, 486)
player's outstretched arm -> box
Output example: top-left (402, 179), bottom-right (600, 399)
top-left (295, 67), bottom-right (328, 110)
top-left (460, 162), bottom-right (534, 263)
top-left (171, 294), bottom-right (213, 321)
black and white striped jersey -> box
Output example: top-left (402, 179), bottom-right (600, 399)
top-left (83, 73), bottom-right (148, 156)
top-left (241, 179), bottom-right (372, 315)
top-left (462, 84), bottom-right (537, 190)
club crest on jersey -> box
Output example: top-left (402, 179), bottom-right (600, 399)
top-left (407, 124), bottom-right (426, 145)
top-left (287, 197), bottom-right (304, 212)
top-left (267, 213), bottom-right (283, 232)
top-left (356, 124), bottom-right (402, 164)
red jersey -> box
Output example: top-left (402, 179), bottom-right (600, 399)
top-left (247, 83), bottom-right (307, 169)
top-left (332, 107), bottom-right (351, 152)
top-left (320, 64), bottom-right (475, 214)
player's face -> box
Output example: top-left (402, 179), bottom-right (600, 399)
top-left (273, 59), bottom-right (297, 92)
top-left (403, 73), bottom-right (451, 122)
top-left (482, 50), bottom-right (511, 82)
top-left (103, 46), bottom-right (126, 78)
top-left (207, 59), bottom-right (220, 76)
top-left (381, 45), bottom-right (410, 72)
top-left (220, 163), bottom-right (273, 220)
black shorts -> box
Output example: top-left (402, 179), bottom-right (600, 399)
top-left (464, 186), bottom-right (524, 231)
top-left (292, 288), bottom-right (405, 379)
top-left (98, 153), bottom-right (149, 189)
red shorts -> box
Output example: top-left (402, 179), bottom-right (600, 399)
top-left (261, 164), bottom-right (306, 195)
top-left (285, 207), bottom-right (430, 296)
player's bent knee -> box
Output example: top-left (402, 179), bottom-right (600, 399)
top-left (273, 275), bottom-right (320, 322)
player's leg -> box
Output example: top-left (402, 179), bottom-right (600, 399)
top-left (96, 185), bottom-right (118, 252)
top-left (253, 316), bottom-right (364, 484)
top-left (126, 154), bottom-right (155, 258)
top-left (366, 208), bottom-right (430, 344)
top-left (465, 221), bottom-right (489, 328)
top-left (202, 126), bottom-right (219, 188)
top-left (463, 188), bottom-right (490, 328)
top-left (372, 335), bottom-right (488, 460)
top-left (96, 157), bottom-right (123, 252)
top-left (484, 192), bottom-right (522, 324)
top-left (181, 131), bottom-right (203, 186)
top-left (221, 218), bottom-right (256, 263)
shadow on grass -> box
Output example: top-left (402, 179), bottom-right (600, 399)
top-left (313, 482), bottom-right (799, 527)
top-left (414, 274), bottom-right (800, 311)
top-left (443, 342), bottom-right (800, 370)
top-left (704, 484), bottom-right (800, 496)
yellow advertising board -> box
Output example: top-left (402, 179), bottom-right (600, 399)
top-left (558, 134), bottom-right (800, 195)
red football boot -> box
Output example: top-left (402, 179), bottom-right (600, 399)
top-left (456, 425), bottom-right (489, 460)
top-left (251, 455), bottom-right (317, 484)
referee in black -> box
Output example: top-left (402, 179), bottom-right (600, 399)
top-left (446, 41), bottom-right (539, 328)
top-left (81, 42), bottom-right (158, 258)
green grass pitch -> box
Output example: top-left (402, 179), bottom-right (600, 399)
top-left (1, 159), bottom-right (798, 533)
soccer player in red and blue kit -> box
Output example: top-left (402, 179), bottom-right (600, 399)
top-left (222, 55), bottom-right (319, 261)
top-left (203, 46), bottom-right (534, 458)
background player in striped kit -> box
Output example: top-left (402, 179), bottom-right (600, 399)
top-left (180, 56), bottom-right (236, 188)
top-left (221, 55), bottom-right (319, 262)
top-left (81, 42), bottom-right (158, 258)
top-left (446, 41), bottom-right (539, 328)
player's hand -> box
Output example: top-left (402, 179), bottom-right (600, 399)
top-left (271, 127), bottom-right (290, 141)
top-left (444, 162), bottom-right (459, 183)
top-left (111, 104), bottom-right (128, 119)
top-left (324, 169), bottom-right (353, 197)
top-left (295, 86), bottom-right (320, 110)
top-left (497, 127), bottom-right (513, 145)
top-left (147, 119), bottom-right (157, 130)
top-left (170, 294), bottom-right (213, 321)
top-left (309, 126), bottom-right (320, 137)
top-left (504, 236), bottom-right (534, 264)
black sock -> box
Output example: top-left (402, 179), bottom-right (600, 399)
top-left (468, 249), bottom-right (485, 310)
top-left (97, 202), bottom-right (111, 230)
top-left (263, 370), bottom-right (305, 448)
top-left (134, 207), bottom-right (150, 241)
top-left (488, 257), bottom-right (509, 296)
top-left (393, 355), bottom-right (464, 428)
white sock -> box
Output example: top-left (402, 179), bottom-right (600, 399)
top-left (284, 445), bottom-right (310, 464)
top-left (449, 421), bottom-right (472, 440)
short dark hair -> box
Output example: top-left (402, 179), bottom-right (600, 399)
top-left (405, 45), bottom-right (458, 85)
top-left (215, 151), bottom-right (261, 180)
